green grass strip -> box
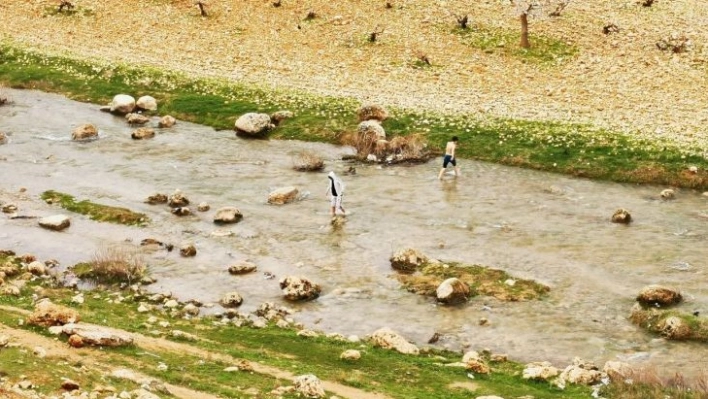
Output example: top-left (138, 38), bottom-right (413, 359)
top-left (40, 190), bottom-right (149, 226)
top-left (2, 43), bottom-right (707, 189)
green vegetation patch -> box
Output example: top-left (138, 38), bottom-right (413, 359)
top-left (629, 305), bottom-right (708, 342)
top-left (40, 190), bottom-right (148, 226)
top-left (42, 4), bottom-right (95, 18)
top-left (397, 261), bottom-right (550, 302)
top-left (452, 25), bottom-right (577, 64)
top-left (0, 346), bottom-right (140, 396)
top-left (2, 44), bottom-right (708, 189)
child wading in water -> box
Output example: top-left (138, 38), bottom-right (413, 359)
top-left (438, 136), bottom-right (461, 179)
top-left (326, 171), bottom-right (346, 216)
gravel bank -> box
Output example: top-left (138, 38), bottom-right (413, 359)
top-left (2, 0), bottom-right (707, 147)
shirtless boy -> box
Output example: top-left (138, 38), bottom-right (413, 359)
top-left (438, 136), bottom-right (460, 179)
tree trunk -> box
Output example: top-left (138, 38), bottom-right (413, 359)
top-left (520, 13), bottom-right (530, 49)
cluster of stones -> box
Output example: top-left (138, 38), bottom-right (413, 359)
top-left (0, 251), bottom-right (58, 295)
top-left (71, 94), bottom-right (176, 142)
top-left (389, 247), bottom-right (471, 304)
top-left (1, 247), bottom-right (650, 399)
top-left (630, 284), bottom-right (697, 340)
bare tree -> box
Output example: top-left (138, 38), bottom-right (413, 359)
top-left (58, 0), bottom-right (75, 12)
top-left (603, 23), bottom-right (620, 35)
top-left (195, 1), bottom-right (207, 17)
top-left (415, 50), bottom-right (431, 66)
top-left (455, 14), bottom-right (469, 30)
top-left (549, 0), bottom-right (571, 17)
top-left (369, 25), bottom-right (385, 43)
top-left (507, 0), bottom-right (570, 49)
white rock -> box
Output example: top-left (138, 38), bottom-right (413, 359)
top-left (38, 215), bottom-right (71, 231)
top-left (136, 95), bottom-right (158, 111)
top-left (110, 94), bottom-right (136, 114)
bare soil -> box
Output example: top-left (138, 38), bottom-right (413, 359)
top-left (1, 0), bottom-right (708, 147)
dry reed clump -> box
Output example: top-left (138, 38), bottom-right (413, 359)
top-left (601, 367), bottom-right (708, 398)
top-left (388, 133), bottom-right (429, 162)
top-left (339, 130), bottom-right (377, 158)
top-left (356, 104), bottom-right (388, 123)
top-left (88, 245), bottom-right (146, 284)
top-left (340, 131), bottom-right (430, 163)
top-left (292, 150), bottom-right (324, 171)
top-left (0, 85), bottom-right (9, 106)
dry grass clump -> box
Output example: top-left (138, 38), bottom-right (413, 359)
top-left (292, 150), bottom-right (324, 171)
top-left (340, 131), bottom-right (431, 163)
top-left (601, 367), bottom-right (708, 398)
top-left (74, 245), bottom-right (146, 284)
top-left (356, 104), bottom-right (388, 123)
top-left (388, 133), bottom-right (429, 162)
top-left (0, 85), bottom-right (10, 106)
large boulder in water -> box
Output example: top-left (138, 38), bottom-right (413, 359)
top-left (279, 276), bottom-right (321, 301)
top-left (389, 248), bottom-right (428, 273)
top-left (168, 190), bottom-right (189, 208)
top-left (136, 95), bottom-right (158, 111)
top-left (611, 208), bottom-right (631, 224)
top-left (234, 113), bottom-right (274, 137)
top-left (158, 115), bottom-right (177, 128)
top-left (636, 284), bottom-right (682, 307)
top-left (126, 113), bottom-right (150, 125)
top-left (436, 278), bottom-right (470, 305)
top-left (213, 207), bottom-right (243, 224)
top-left (268, 187), bottom-right (299, 205)
top-left (131, 127), bottom-right (155, 140)
top-left (71, 124), bottom-right (98, 141)
top-left (38, 215), bottom-right (71, 231)
top-left (220, 292), bottom-right (244, 308)
top-left (109, 94), bottom-right (136, 115)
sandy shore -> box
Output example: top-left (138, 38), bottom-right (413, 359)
top-left (2, 0), bottom-right (708, 147)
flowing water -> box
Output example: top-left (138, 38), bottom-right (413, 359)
top-left (2, 89), bottom-right (708, 377)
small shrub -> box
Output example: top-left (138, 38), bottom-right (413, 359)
top-left (73, 245), bottom-right (146, 284)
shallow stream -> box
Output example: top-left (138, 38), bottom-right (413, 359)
top-left (2, 89), bottom-right (708, 378)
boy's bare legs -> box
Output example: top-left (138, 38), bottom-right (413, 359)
top-left (454, 166), bottom-right (461, 177)
top-left (438, 168), bottom-right (446, 180)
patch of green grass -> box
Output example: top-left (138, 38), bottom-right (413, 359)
top-left (0, 346), bottom-right (140, 396)
top-left (2, 44), bottom-right (708, 189)
top-left (452, 26), bottom-right (577, 64)
top-left (40, 190), bottom-right (148, 226)
top-left (396, 261), bottom-right (550, 302)
top-left (0, 279), bottom-right (593, 399)
top-left (629, 306), bottom-right (708, 342)
top-left (43, 4), bottom-right (95, 18)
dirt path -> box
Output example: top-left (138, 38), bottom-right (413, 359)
top-left (0, 305), bottom-right (391, 399)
